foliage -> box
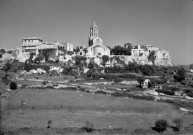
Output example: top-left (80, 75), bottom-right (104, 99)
top-left (24, 63), bottom-right (50, 72)
top-left (81, 121), bottom-right (94, 132)
top-left (62, 66), bottom-right (75, 76)
top-left (124, 42), bottom-right (133, 49)
top-left (67, 51), bottom-right (74, 55)
top-left (153, 119), bottom-right (169, 133)
top-left (83, 48), bottom-right (88, 54)
top-left (74, 56), bottom-right (86, 67)
top-left (137, 77), bottom-right (145, 88)
top-left (111, 45), bottom-right (131, 55)
top-left (101, 55), bottom-right (109, 67)
top-left (10, 61), bottom-right (24, 72)
top-left (88, 61), bottom-right (95, 69)
top-left (10, 81), bottom-right (17, 90)
top-left (172, 118), bottom-right (183, 132)
top-left (74, 56), bottom-right (87, 75)
top-left (186, 92), bottom-right (193, 97)
top-left (174, 68), bottom-right (186, 82)
top-left (39, 49), bottom-right (55, 62)
top-left (148, 79), bottom-right (156, 88)
top-left (2, 61), bottom-right (11, 73)
top-left (34, 54), bottom-right (44, 64)
top-left (139, 65), bottom-right (155, 76)
top-left (29, 52), bottom-right (35, 63)
top-left (190, 64), bottom-right (193, 69)
top-left (2, 74), bottom-right (10, 85)
top-left (156, 89), bottom-right (175, 95)
top-left (0, 48), bottom-right (6, 54)
top-left (73, 46), bottom-right (80, 54)
top-left (105, 66), bottom-right (123, 73)
top-left (47, 120), bottom-right (52, 129)
top-left (147, 50), bottom-right (156, 65)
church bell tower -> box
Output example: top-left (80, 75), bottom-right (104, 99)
top-left (88, 21), bottom-right (98, 46)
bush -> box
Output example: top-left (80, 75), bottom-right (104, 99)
top-left (156, 89), bottom-right (175, 95)
top-left (10, 81), bottom-right (17, 90)
top-left (172, 118), bottom-right (183, 131)
top-left (24, 63), bottom-right (50, 72)
top-left (81, 121), bottom-right (94, 132)
top-left (2, 74), bottom-right (10, 85)
top-left (174, 68), bottom-right (185, 82)
top-left (153, 119), bottom-right (169, 133)
top-left (42, 81), bottom-right (49, 85)
top-left (62, 66), bottom-right (75, 76)
top-left (47, 120), bottom-right (52, 129)
top-left (186, 92), bottom-right (193, 97)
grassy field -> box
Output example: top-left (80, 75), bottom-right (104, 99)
top-left (1, 70), bottom-right (193, 134)
top-left (1, 87), bottom-right (193, 135)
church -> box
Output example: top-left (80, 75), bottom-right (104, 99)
top-left (86, 21), bottom-right (110, 57)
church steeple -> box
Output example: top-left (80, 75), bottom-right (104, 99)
top-left (89, 21), bottom-right (98, 38)
top-left (91, 21), bottom-right (97, 28)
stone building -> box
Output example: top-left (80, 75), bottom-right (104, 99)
top-left (22, 37), bottom-right (73, 56)
top-left (86, 21), bottom-right (110, 57)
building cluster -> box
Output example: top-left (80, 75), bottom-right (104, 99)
top-left (2, 21), bottom-right (172, 66)
top-left (22, 37), bottom-right (73, 56)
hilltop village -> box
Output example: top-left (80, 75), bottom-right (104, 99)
top-left (1, 22), bottom-right (193, 135)
top-left (0, 21), bottom-right (173, 66)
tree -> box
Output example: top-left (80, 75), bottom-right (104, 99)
top-left (111, 45), bottom-right (131, 55)
top-left (111, 45), bottom-right (125, 55)
top-left (190, 64), bottom-right (193, 69)
top-left (173, 118), bottom-right (182, 131)
top-left (0, 49), bottom-right (6, 54)
top-left (101, 55), bottom-right (109, 67)
top-left (124, 42), bottom-right (132, 50)
top-left (73, 46), bottom-right (80, 54)
top-left (148, 79), bottom-right (156, 88)
top-left (74, 56), bottom-right (87, 75)
top-left (148, 50), bottom-right (156, 65)
top-left (174, 68), bottom-right (186, 82)
top-left (2, 61), bottom-right (11, 73)
top-left (83, 48), bottom-right (88, 55)
top-left (27, 52), bottom-right (35, 63)
top-left (88, 61), bottom-right (95, 69)
top-left (154, 119), bottom-right (169, 133)
top-left (0, 49), bottom-right (5, 58)
top-left (10, 81), bottom-right (17, 90)
top-left (39, 49), bottom-right (54, 62)
top-left (139, 65), bottom-right (155, 76)
top-left (137, 77), bottom-right (145, 88)
top-left (2, 61), bottom-right (11, 85)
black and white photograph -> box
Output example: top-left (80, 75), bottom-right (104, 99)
top-left (0, 0), bottom-right (193, 134)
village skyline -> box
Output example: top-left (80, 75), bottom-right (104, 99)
top-left (0, 0), bottom-right (193, 65)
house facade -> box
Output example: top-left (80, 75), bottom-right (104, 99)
top-left (21, 37), bottom-right (73, 56)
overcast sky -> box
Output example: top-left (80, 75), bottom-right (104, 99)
top-left (0, 0), bottom-right (192, 65)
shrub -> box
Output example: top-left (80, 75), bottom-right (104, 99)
top-left (156, 89), bottom-right (175, 95)
top-left (10, 81), bottom-right (17, 90)
top-left (81, 121), bottom-right (94, 132)
top-left (187, 92), bottom-right (193, 97)
top-left (153, 119), bottom-right (169, 133)
top-left (47, 120), bottom-right (52, 128)
top-left (2, 74), bottom-right (10, 85)
top-left (42, 81), bottom-right (49, 85)
top-left (172, 118), bottom-right (183, 131)
top-left (62, 66), bottom-right (74, 76)
top-left (174, 68), bottom-right (185, 82)
top-left (24, 63), bottom-right (50, 72)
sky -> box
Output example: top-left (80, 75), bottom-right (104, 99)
top-left (0, 0), bottom-right (192, 65)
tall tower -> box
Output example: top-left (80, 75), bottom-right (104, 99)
top-left (88, 21), bottom-right (98, 46)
